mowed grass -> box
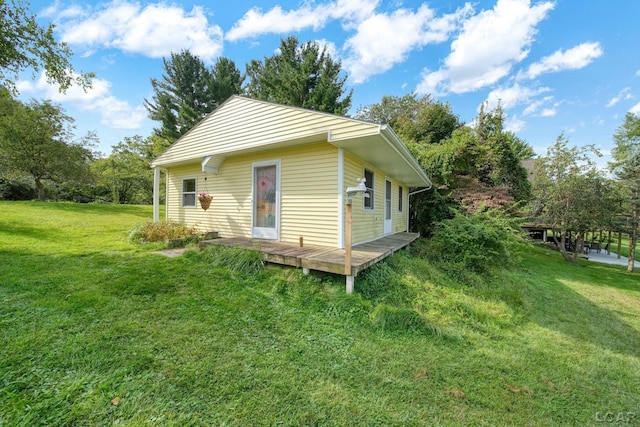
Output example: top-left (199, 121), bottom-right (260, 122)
top-left (1, 201), bottom-right (639, 426)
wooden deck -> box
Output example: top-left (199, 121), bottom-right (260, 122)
top-left (200, 232), bottom-right (420, 277)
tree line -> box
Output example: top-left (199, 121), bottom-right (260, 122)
top-left (1, 0), bottom-right (638, 271)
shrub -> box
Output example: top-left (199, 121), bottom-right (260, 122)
top-left (129, 220), bottom-right (200, 244)
top-left (424, 210), bottom-right (527, 275)
top-left (0, 177), bottom-right (36, 200)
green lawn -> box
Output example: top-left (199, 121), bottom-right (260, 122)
top-left (1, 201), bottom-right (639, 426)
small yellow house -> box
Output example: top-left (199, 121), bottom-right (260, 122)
top-left (151, 96), bottom-right (431, 250)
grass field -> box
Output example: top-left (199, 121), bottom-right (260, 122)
top-left (1, 201), bottom-right (639, 426)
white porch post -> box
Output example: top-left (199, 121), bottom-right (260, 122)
top-left (153, 166), bottom-right (160, 222)
top-left (345, 199), bottom-right (354, 294)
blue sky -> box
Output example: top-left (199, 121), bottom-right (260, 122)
top-left (17, 0), bottom-right (640, 168)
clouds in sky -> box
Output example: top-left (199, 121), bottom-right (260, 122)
top-left (46, 1), bottom-right (223, 61)
top-left (343, 4), bottom-right (473, 83)
top-left (519, 42), bottom-right (603, 80)
top-left (417, 0), bottom-right (555, 96)
top-left (18, 73), bottom-right (146, 130)
top-left (606, 87), bottom-right (633, 108)
top-left (226, 0), bottom-right (380, 41)
top-left (34, 0), bottom-right (609, 135)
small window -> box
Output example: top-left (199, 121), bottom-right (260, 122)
top-left (364, 168), bottom-right (374, 209)
top-left (182, 178), bottom-right (196, 207)
top-left (398, 186), bottom-right (403, 212)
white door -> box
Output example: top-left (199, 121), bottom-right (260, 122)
top-left (384, 179), bottom-right (392, 235)
top-left (252, 162), bottom-right (279, 239)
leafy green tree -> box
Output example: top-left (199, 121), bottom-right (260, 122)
top-left (419, 105), bottom-right (530, 198)
top-left (245, 36), bottom-right (352, 115)
top-left (1, 0), bottom-right (93, 94)
top-left (355, 93), bottom-right (460, 145)
top-left (145, 51), bottom-right (243, 143)
top-left (532, 134), bottom-right (615, 263)
top-left (0, 89), bottom-right (95, 200)
top-left (92, 136), bottom-right (156, 204)
top-left (611, 112), bottom-right (640, 272)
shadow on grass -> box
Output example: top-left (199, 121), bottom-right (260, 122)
top-left (33, 201), bottom-right (153, 217)
top-left (521, 251), bottom-right (640, 358)
top-left (0, 222), bottom-right (63, 241)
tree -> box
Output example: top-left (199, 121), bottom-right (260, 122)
top-left (0, 89), bottom-right (95, 200)
top-left (532, 134), bottom-right (615, 263)
top-left (145, 51), bottom-right (243, 143)
top-left (92, 136), bottom-right (155, 204)
top-left (405, 103), bottom-right (531, 216)
top-left (355, 93), bottom-right (460, 145)
top-left (611, 112), bottom-right (640, 272)
top-left (245, 36), bottom-right (352, 115)
top-left (1, 0), bottom-right (93, 94)
top-left (211, 57), bottom-right (243, 105)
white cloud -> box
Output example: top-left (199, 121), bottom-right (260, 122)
top-left (18, 73), bottom-right (146, 130)
top-left (226, 5), bottom-right (329, 41)
top-left (539, 107), bottom-right (557, 117)
top-left (92, 96), bottom-right (147, 129)
top-left (605, 87), bottom-right (633, 108)
top-left (315, 39), bottom-right (339, 59)
top-left (226, 0), bottom-right (380, 41)
top-left (505, 115), bottom-right (526, 133)
top-left (520, 42), bottom-right (603, 80)
top-left (344, 4), bottom-right (473, 83)
top-left (522, 96), bottom-right (560, 117)
top-left (485, 83), bottom-right (551, 110)
top-left (54, 1), bottom-right (223, 62)
top-left (630, 102), bottom-right (640, 114)
top-left (417, 0), bottom-right (554, 96)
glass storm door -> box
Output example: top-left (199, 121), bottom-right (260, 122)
top-left (384, 179), bottom-right (392, 234)
top-left (252, 163), bottom-right (279, 239)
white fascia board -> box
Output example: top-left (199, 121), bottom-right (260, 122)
top-left (379, 126), bottom-right (432, 188)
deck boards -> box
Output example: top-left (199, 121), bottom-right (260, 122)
top-left (200, 232), bottom-right (420, 276)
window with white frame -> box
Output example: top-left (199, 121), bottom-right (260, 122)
top-left (364, 168), bottom-right (374, 209)
top-left (182, 178), bottom-right (196, 207)
top-left (398, 185), bottom-right (403, 212)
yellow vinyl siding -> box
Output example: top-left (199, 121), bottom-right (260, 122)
top-left (166, 164), bottom-right (252, 238)
top-left (166, 143), bottom-right (339, 247)
top-left (280, 144), bottom-right (338, 247)
top-left (343, 153), bottom-right (409, 245)
top-left (344, 153), bottom-right (383, 245)
top-left (154, 97), bottom-right (380, 166)
top-left (393, 184), bottom-right (408, 233)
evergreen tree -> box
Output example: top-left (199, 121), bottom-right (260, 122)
top-left (145, 51), bottom-right (243, 143)
top-left (245, 36), bottom-right (352, 115)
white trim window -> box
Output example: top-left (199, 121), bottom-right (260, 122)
top-left (364, 168), bottom-right (374, 210)
top-left (398, 185), bottom-right (403, 212)
top-left (182, 178), bottom-right (197, 207)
